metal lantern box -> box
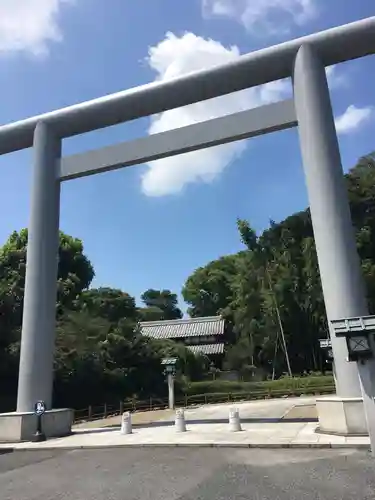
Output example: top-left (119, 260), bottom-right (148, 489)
top-left (331, 316), bottom-right (375, 362)
top-left (161, 357), bottom-right (178, 375)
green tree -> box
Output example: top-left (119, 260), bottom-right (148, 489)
top-left (0, 229), bottom-right (94, 322)
top-left (53, 306), bottom-right (166, 407)
top-left (182, 255), bottom-right (241, 318)
top-left (76, 287), bottom-right (137, 324)
top-left (346, 152), bottom-right (375, 313)
top-left (0, 229), bottom-right (94, 410)
top-left (140, 289), bottom-right (182, 320)
top-left (138, 306), bottom-right (167, 322)
top-left (53, 310), bottom-right (113, 407)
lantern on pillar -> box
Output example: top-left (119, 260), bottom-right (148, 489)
top-left (319, 338), bottom-right (333, 362)
top-left (331, 316), bottom-right (375, 362)
top-left (161, 357), bottom-right (178, 376)
top-left (161, 358), bottom-right (178, 410)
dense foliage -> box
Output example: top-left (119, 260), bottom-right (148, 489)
top-left (139, 289), bottom-right (182, 321)
top-left (182, 153), bottom-right (375, 379)
top-left (0, 232), bottom-right (205, 412)
top-left (185, 375), bottom-right (334, 396)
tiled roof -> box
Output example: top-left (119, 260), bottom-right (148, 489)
top-left (140, 316), bottom-right (224, 340)
top-left (186, 343), bottom-right (225, 355)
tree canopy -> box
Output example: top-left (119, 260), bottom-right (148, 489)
top-left (139, 289), bottom-right (182, 321)
top-left (182, 153), bottom-right (375, 378)
top-left (182, 255), bottom-right (241, 318)
top-left (0, 231), bottom-right (192, 411)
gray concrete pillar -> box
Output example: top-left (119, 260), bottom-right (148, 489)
top-left (293, 44), bottom-right (367, 398)
top-left (16, 121), bottom-right (61, 412)
top-left (168, 373), bottom-right (175, 410)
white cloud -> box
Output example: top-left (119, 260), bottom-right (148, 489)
top-left (335, 105), bottom-right (373, 135)
top-left (202, 0), bottom-right (317, 35)
top-left (141, 33), bottom-right (350, 196)
top-left (141, 32), bottom-right (291, 197)
top-left (0, 0), bottom-right (73, 56)
top-left (326, 65), bottom-right (347, 90)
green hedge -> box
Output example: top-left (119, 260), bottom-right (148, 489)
top-left (180, 385), bottom-right (335, 406)
top-left (185, 375), bottom-right (334, 396)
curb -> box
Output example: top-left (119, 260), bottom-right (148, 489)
top-left (2, 442), bottom-right (370, 452)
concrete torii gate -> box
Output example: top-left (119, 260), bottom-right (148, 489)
top-left (1, 17), bottom-right (375, 442)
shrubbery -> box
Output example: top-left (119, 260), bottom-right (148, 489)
top-left (184, 375), bottom-right (334, 396)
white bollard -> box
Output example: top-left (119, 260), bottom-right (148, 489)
top-left (229, 407), bottom-right (242, 432)
top-left (175, 408), bottom-right (187, 432)
top-left (121, 412), bottom-right (132, 435)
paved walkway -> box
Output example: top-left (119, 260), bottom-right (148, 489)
top-left (0, 398), bottom-right (370, 450)
top-left (73, 408), bottom-right (174, 429)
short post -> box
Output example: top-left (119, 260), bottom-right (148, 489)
top-left (229, 407), bottom-right (242, 432)
top-left (175, 409), bottom-right (186, 432)
top-left (32, 400), bottom-right (47, 442)
top-left (121, 412), bottom-right (132, 435)
top-left (167, 373), bottom-right (175, 410)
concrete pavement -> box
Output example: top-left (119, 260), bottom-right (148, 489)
top-left (2, 420), bottom-right (369, 450)
top-left (0, 397), bottom-right (370, 451)
top-left (1, 448), bottom-right (374, 499)
top-left (73, 408), bottom-right (174, 429)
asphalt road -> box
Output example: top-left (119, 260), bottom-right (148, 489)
top-left (0, 447), bottom-right (374, 499)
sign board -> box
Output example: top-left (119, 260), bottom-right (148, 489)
top-left (34, 400), bottom-right (46, 415)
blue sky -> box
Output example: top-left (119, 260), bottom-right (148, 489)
top-left (0, 1), bottom-right (374, 312)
